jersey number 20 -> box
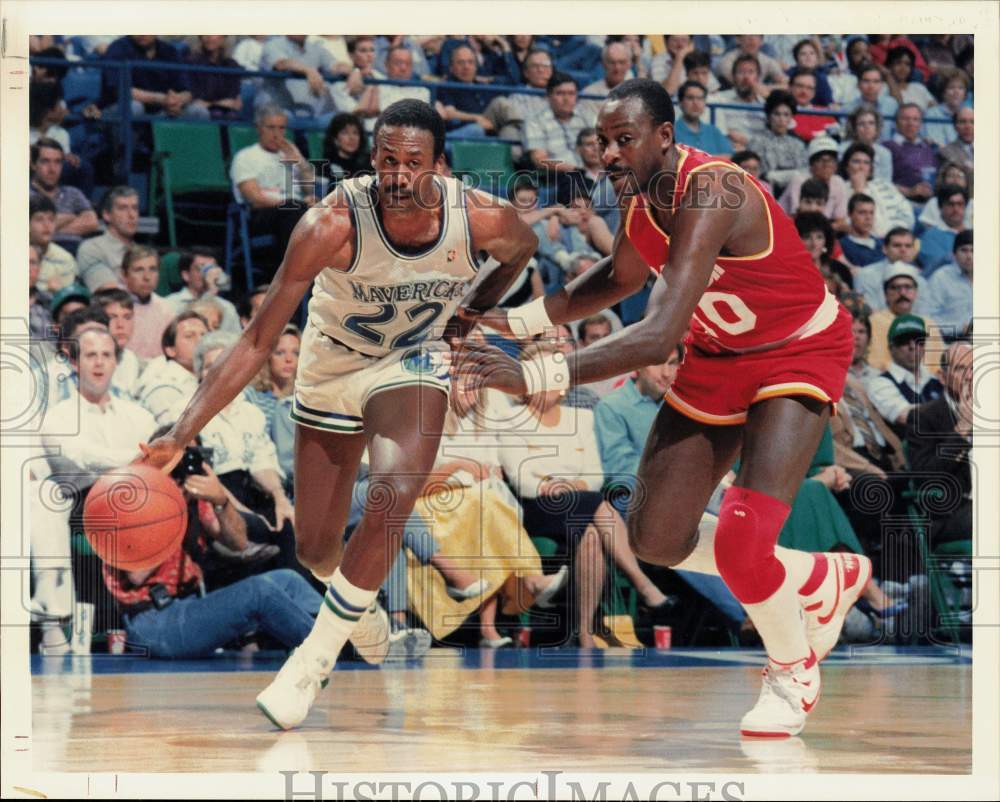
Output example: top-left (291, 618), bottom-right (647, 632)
top-left (343, 302), bottom-right (445, 349)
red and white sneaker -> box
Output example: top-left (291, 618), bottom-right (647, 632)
top-left (804, 553), bottom-right (873, 660)
top-left (740, 650), bottom-right (821, 738)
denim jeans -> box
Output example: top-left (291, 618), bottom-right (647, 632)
top-left (124, 569), bottom-right (322, 658)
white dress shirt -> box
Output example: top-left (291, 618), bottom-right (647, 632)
top-left (868, 361), bottom-right (940, 425)
top-left (495, 396), bottom-right (605, 499)
top-left (41, 394), bottom-right (156, 474)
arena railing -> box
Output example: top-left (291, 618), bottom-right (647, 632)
top-left (31, 55), bottom-right (957, 184)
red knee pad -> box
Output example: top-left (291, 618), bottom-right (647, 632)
top-left (714, 487), bottom-right (791, 604)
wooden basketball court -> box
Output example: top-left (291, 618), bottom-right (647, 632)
top-left (29, 647), bottom-right (970, 775)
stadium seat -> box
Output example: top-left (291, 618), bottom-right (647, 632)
top-left (155, 250), bottom-right (185, 297)
top-left (306, 129), bottom-right (325, 162)
top-left (450, 141), bottom-right (516, 198)
top-left (149, 121), bottom-right (231, 247)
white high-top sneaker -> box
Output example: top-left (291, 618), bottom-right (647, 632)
top-left (256, 648), bottom-right (332, 731)
top-left (804, 553), bottom-right (873, 660)
top-left (740, 650), bottom-right (821, 738)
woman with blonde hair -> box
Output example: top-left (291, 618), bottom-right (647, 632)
top-left (394, 331), bottom-right (569, 647)
top-left (245, 324), bottom-right (301, 496)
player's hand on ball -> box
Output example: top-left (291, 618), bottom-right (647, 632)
top-left (451, 340), bottom-right (527, 396)
top-left (136, 436), bottom-right (184, 475)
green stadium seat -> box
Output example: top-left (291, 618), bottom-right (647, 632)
top-left (450, 141), bottom-right (516, 198)
top-left (149, 122), bottom-right (231, 247)
top-left (306, 129), bottom-right (326, 162)
top-left (155, 250), bottom-right (185, 297)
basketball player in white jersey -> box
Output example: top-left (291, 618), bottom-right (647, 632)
top-left (139, 100), bottom-right (538, 729)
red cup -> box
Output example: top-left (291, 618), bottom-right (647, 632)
top-left (653, 625), bottom-right (672, 649)
top-left (107, 629), bottom-right (126, 655)
top-left (517, 627), bottom-right (532, 648)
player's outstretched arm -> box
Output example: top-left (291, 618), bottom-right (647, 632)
top-left (138, 204), bottom-right (352, 470)
top-left (563, 174), bottom-right (743, 385)
top-left (453, 191), bottom-right (739, 397)
top-left (449, 196), bottom-right (538, 339)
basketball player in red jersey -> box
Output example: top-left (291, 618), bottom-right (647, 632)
top-left (455, 79), bottom-right (870, 738)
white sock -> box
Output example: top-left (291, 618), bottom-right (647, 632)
top-left (297, 567), bottom-right (376, 675)
top-left (743, 589), bottom-right (811, 664)
top-left (676, 514), bottom-right (824, 663)
top-left (675, 513), bottom-right (819, 595)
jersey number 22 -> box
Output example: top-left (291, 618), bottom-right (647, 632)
top-left (343, 302), bottom-right (445, 349)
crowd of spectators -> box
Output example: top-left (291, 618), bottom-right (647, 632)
top-left (27, 32), bottom-right (974, 657)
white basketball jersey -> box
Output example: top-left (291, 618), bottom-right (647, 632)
top-left (307, 174), bottom-right (480, 357)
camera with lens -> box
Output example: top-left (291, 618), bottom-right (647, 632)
top-left (170, 445), bottom-right (215, 481)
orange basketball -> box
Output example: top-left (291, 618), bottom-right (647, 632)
top-left (83, 464), bottom-right (188, 571)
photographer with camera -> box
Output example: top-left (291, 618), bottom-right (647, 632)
top-left (100, 427), bottom-right (324, 659)
top-left (165, 433), bottom-right (281, 587)
top-left (166, 331), bottom-right (308, 583)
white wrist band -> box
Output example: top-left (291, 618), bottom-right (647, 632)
top-left (522, 352), bottom-right (571, 396)
top-left (513, 296), bottom-right (554, 337)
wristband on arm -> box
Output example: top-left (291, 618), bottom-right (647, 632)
top-left (521, 351), bottom-right (570, 396)
top-left (511, 295), bottom-right (553, 337)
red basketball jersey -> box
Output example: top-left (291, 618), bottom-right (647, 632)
top-left (623, 144), bottom-right (838, 355)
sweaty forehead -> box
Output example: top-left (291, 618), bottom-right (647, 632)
top-left (376, 126), bottom-right (434, 154)
top-left (597, 97), bottom-right (651, 133)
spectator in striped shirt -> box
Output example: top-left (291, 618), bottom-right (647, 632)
top-left (524, 71), bottom-right (591, 204)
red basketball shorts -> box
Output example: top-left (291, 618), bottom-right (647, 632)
top-left (664, 306), bottom-right (853, 426)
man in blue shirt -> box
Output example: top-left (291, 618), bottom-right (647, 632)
top-left (928, 229), bottom-right (973, 341)
top-left (594, 347), bottom-right (745, 628)
top-left (918, 184), bottom-right (969, 276)
top-left (839, 193), bottom-right (883, 268)
top-left (99, 35), bottom-right (208, 120)
top-left (434, 44), bottom-right (495, 136)
top-left (673, 80), bottom-right (732, 156)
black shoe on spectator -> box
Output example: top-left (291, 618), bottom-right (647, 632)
top-left (636, 595), bottom-right (681, 628)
